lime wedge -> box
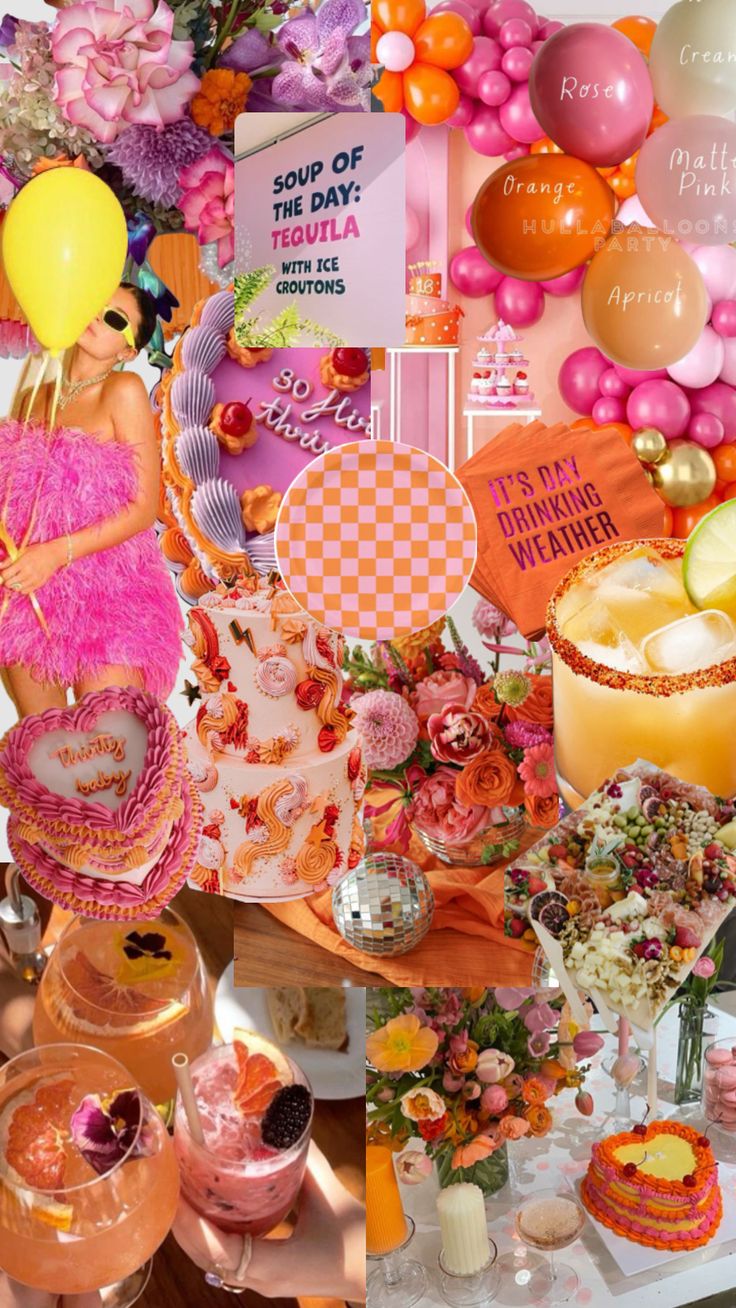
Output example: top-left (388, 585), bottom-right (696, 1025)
top-left (683, 501), bottom-right (736, 618)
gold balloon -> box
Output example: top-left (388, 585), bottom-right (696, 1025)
top-left (650, 440), bottom-right (717, 508)
top-left (632, 428), bottom-right (668, 466)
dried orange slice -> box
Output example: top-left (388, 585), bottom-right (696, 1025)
top-left (232, 1029), bottom-right (292, 1116)
top-left (5, 1078), bottom-right (74, 1191)
top-left (65, 951), bottom-right (170, 1021)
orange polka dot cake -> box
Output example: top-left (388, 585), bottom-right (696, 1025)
top-left (581, 1120), bottom-right (722, 1251)
top-left (405, 262), bottom-right (463, 347)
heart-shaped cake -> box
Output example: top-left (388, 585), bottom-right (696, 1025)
top-left (0, 687), bottom-right (203, 920)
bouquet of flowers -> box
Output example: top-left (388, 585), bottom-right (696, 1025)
top-left (0, 0), bottom-right (371, 357)
top-left (366, 987), bottom-right (599, 1195)
top-left (345, 600), bottom-right (560, 864)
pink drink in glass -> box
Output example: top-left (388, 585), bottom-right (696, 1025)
top-left (174, 1042), bottom-right (313, 1236)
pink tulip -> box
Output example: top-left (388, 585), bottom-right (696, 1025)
top-left (575, 1090), bottom-right (594, 1117)
top-left (396, 1151), bottom-right (433, 1185)
top-left (572, 1031), bottom-right (605, 1060)
top-left (611, 1053), bottom-right (641, 1088)
top-left (477, 1048), bottom-right (515, 1084)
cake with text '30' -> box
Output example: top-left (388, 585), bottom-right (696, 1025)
top-left (0, 687), bottom-right (202, 920)
top-left (405, 263), bottom-right (464, 347)
top-left (581, 1120), bottom-right (722, 1251)
top-left (184, 575), bottom-right (366, 902)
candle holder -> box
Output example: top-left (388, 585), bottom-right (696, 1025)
top-left (602, 1052), bottom-right (645, 1128)
top-left (367, 1216), bottom-right (428, 1308)
top-left (438, 1242), bottom-right (500, 1307)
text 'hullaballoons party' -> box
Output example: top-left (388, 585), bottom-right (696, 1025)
top-left (471, 153), bottom-right (616, 282)
top-left (582, 228), bottom-right (709, 370)
top-left (650, 0), bottom-right (736, 119)
top-left (637, 115), bottom-right (736, 246)
top-left (528, 22), bottom-right (654, 167)
top-left (2, 169), bottom-right (128, 354)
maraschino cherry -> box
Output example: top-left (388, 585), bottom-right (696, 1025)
top-left (332, 348), bottom-right (368, 377)
top-left (218, 401), bottom-right (252, 437)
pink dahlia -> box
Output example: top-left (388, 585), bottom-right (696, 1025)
top-left (179, 147), bottom-right (234, 268)
top-left (51, 0), bottom-right (200, 145)
top-left (518, 743), bottom-right (557, 799)
top-left (351, 690), bottom-right (419, 769)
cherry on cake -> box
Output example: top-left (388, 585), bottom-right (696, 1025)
top-left (581, 1120), bottom-right (722, 1251)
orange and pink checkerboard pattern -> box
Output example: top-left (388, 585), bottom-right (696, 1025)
top-left (275, 440), bottom-right (477, 639)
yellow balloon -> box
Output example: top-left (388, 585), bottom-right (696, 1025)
top-left (1, 169), bottom-right (128, 354)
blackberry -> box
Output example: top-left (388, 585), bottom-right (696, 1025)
top-left (262, 1084), bottom-right (312, 1150)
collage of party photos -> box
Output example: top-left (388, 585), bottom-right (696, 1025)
top-left (2, 1), bottom-right (736, 1306)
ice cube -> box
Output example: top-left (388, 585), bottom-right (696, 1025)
top-left (593, 550), bottom-right (684, 601)
top-left (641, 610), bottom-right (736, 674)
top-left (577, 639), bottom-right (645, 673)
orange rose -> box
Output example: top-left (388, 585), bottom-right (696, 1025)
top-left (524, 791), bottom-right (560, 829)
top-left (450, 1044), bottom-right (479, 1075)
top-left (498, 1113), bottom-right (530, 1140)
top-left (524, 1104), bottom-right (553, 1137)
top-left (456, 750), bottom-right (523, 808)
top-left (472, 684), bottom-right (502, 721)
top-left (507, 674), bottom-right (553, 727)
top-left (521, 1077), bottom-right (550, 1105)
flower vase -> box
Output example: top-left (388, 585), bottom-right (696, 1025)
top-left (675, 1003), bottom-right (717, 1105)
top-left (435, 1142), bottom-right (509, 1197)
top-left (412, 809), bottom-right (526, 869)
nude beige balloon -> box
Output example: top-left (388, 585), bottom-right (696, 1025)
top-left (650, 0), bottom-right (736, 120)
top-left (582, 229), bottom-right (709, 371)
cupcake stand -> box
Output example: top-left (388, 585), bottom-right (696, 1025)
top-left (383, 1004), bottom-right (736, 1308)
top-left (464, 323), bottom-right (542, 457)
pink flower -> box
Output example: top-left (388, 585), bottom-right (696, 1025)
top-left (442, 1069), bottom-right (465, 1093)
top-left (410, 767), bottom-right (489, 844)
top-left (693, 956), bottom-right (716, 978)
top-left (501, 1072), bottom-right (524, 1099)
top-left (572, 1031), bottom-right (605, 1060)
top-left (528, 1031), bottom-right (551, 1058)
top-left (499, 1114), bottom-right (530, 1140)
top-left (51, 0), bottom-right (200, 145)
top-left (477, 1049), bottom-right (515, 1084)
top-left (412, 669), bottom-right (477, 721)
top-left (428, 706), bottom-right (491, 766)
top-left (472, 598), bottom-right (515, 641)
top-left (179, 147), bottom-right (234, 267)
top-left (451, 1134), bottom-right (500, 1170)
top-left (351, 690), bottom-right (419, 769)
top-left (481, 1084), bottom-right (509, 1115)
top-left (523, 1001), bottom-right (557, 1035)
top-left (518, 742), bottom-right (557, 799)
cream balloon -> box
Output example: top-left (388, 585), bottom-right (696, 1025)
top-left (650, 0), bottom-right (736, 119)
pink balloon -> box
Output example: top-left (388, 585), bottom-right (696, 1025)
top-left (465, 105), bottom-right (515, 156)
top-left (593, 396), bottom-right (627, 426)
top-left (432, 0), bottom-right (482, 35)
top-left (626, 380), bottom-right (691, 440)
top-left (499, 18), bottom-right (533, 49)
top-left (539, 266), bottom-right (586, 296)
top-left (376, 30), bottom-right (415, 72)
top-left (505, 144), bottom-right (530, 161)
top-left (454, 36), bottom-right (502, 97)
top-left (599, 368), bottom-right (630, 399)
top-left (402, 110), bottom-right (421, 144)
top-left (529, 24), bottom-right (654, 167)
top-left (537, 20), bottom-right (564, 39)
top-left (637, 116), bottom-right (736, 248)
top-left (613, 364), bottom-right (669, 386)
top-left (498, 82), bottom-right (542, 144)
top-left (465, 203), bottom-right (474, 237)
top-left (495, 275), bottom-right (545, 326)
top-left (668, 325), bottom-right (725, 389)
top-left (689, 381), bottom-right (736, 439)
top-left (719, 339), bottom-right (736, 387)
top-left (501, 45), bottom-right (534, 81)
top-left (713, 300), bottom-right (736, 338)
top-left (448, 93), bottom-right (477, 127)
top-left (691, 245), bottom-right (736, 302)
top-left (558, 346), bottom-right (608, 415)
top-left (478, 69), bottom-right (512, 106)
top-left (449, 246), bottom-right (503, 297)
top-left (484, 0), bottom-right (538, 37)
top-left (689, 413), bottom-right (725, 448)
top-left (405, 205), bottom-right (420, 252)
top-left (616, 195), bottom-right (656, 228)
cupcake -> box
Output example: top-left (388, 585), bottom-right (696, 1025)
top-left (514, 372), bottom-right (529, 396)
top-left (509, 346), bottom-right (524, 364)
top-left (496, 376), bottom-right (512, 401)
top-left (320, 348), bottom-right (369, 393)
top-left (470, 371), bottom-right (483, 395)
top-left (477, 346), bottom-right (492, 365)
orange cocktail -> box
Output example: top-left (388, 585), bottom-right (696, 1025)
top-left (548, 539), bottom-right (736, 807)
top-left (0, 1044), bottom-right (179, 1299)
top-left (33, 907), bottom-right (213, 1106)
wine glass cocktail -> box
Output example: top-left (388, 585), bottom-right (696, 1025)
top-left (515, 1188), bottom-right (586, 1305)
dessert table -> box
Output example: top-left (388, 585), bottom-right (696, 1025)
top-left (394, 1004), bottom-right (736, 1308)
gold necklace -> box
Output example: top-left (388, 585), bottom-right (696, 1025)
top-left (58, 365), bottom-right (115, 410)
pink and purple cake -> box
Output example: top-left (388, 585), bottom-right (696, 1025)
top-left (0, 687), bottom-right (202, 920)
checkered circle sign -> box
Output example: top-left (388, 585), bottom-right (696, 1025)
top-left (275, 440), bottom-right (478, 640)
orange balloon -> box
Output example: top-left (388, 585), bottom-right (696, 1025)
top-left (414, 13), bottom-right (474, 69)
top-left (619, 152), bottom-right (639, 177)
top-left (404, 63), bottom-right (460, 126)
top-left (713, 444), bottom-right (736, 483)
top-left (570, 418), bottom-right (633, 444)
top-left (531, 137), bottom-right (563, 156)
top-left (671, 494), bottom-right (721, 539)
top-left (721, 485), bottom-right (736, 502)
top-left (609, 174), bottom-right (637, 198)
top-left (373, 70), bottom-right (404, 114)
top-left (373, 0), bottom-right (426, 35)
top-left (612, 15), bottom-right (657, 59)
top-left (661, 502), bottom-right (674, 536)
top-left (649, 105), bottom-right (668, 134)
top-left (472, 154), bottom-right (617, 282)
top-left (370, 23), bottom-right (381, 61)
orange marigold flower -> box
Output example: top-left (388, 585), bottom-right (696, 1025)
top-left (191, 69), bottom-right (252, 136)
top-left (524, 1103), bottom-right (553, 1137)
top-left (521, 1076), bottom-right (550, 1105)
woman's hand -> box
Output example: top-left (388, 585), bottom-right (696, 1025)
top-left (0, 1273), bottom-right (58, 1307)
top-left (172, 1141), bottom-right (366, 1302)
top-left (0, 541), bottom-right (66, 595)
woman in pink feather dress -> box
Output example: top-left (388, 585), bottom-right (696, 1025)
top-left (0, 283), bottom-right (182, 717)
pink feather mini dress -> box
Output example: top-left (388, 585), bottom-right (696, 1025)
top-left (0, 420), bottom-right (182, 697)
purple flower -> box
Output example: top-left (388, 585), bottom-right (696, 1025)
top-left (107, 119), bottom-right (213, 209)
top-left (70, 1089), bottom-right (147, 1176)
top-left (219, 29), bottom-right (278, 74)
top-left (272, 0), bottom-right (371, 112)
top-left (0, 14), bottom-right (17, 49)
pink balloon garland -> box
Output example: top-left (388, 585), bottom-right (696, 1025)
top-left (451, 211), bottom-right (584, 328)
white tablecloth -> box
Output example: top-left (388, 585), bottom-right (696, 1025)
top-left (393, 1004), bottom-right (736, 1308)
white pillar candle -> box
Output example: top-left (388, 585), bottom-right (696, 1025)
top-left (437, 1183), bottom-right (491, 1276)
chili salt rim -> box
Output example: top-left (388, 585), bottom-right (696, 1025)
top-left (546, 538), bottom-right (736, 698)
